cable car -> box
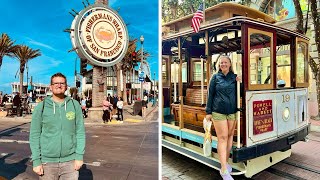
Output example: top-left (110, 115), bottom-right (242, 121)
top-left (161, 2), bottom-right (310, 177)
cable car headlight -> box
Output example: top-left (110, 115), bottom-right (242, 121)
top-left (283, 107), bottom-right (290, 121)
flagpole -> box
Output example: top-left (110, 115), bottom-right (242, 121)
top-left (203, 0), bottom-right (205, 23)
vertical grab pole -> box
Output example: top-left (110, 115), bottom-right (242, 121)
top-left (237, 79), bottom-right (240, 148)
top-left (201, 57), bottom-right (204, 105)
top-left (173, 59), bottom-right (177, 102)
top-left (236, 57), bottom-right (241, 148)
top-left (178, 37), bottom-right (184, 130)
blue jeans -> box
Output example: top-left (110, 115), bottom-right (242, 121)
top-left (40, 160), bottom-right (79, 180)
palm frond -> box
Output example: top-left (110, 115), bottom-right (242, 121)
top-left (14, 45), bottom-right (41, 73)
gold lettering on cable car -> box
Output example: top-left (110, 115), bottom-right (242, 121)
top-left (282, 94), bottom-right (290, 103)
top-left (253, 100), bottom-right (273, 135)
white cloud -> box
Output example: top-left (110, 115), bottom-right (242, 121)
top-left (27, 38), bottom-right (57, 51)
top-left (28, 55), bottom-right (63, 74)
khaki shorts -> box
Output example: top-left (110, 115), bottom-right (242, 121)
top-left (212, 112), bottom-right (236, 121)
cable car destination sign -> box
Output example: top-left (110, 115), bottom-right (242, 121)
top-left (70, 4), bottom-right (128, 67)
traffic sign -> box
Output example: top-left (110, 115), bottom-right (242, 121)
top-left (139, 71), bottom-right (144, 77)
top-left (139, 77), bottom-right (144, 82)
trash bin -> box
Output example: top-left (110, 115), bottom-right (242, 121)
top-left (133, 101), bottom-right (142, 116)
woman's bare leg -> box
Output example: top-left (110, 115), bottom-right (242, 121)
top-left (226, 120), bottom-right (237, 162)
top-left (213, 120), bottom-right (229, 173)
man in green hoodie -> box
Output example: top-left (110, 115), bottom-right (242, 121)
top-left (29, 73), bottom-right (86, 179)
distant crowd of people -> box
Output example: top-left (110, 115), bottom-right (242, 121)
top-left (0, 86), bottom-right (156, 120)
top-left (0, 92), bottom-right (23, 108)
top-left (102, 94), bottom-right (123, 123)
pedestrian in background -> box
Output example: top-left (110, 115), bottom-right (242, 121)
top-left (81, 97), bottom-right (87, 118)
top-left (13, 92), bottom-right (21, 108)
top-left (1, 94), bottom-right (8, 106)
top-left (0, 91), bottom-right (2, 106)
top-left (117, 97), bottom-right (123, 122)
top-left (29, 72), bottom-right (86, 179)
top-left (109, 94), bottom-right (114, 119)
top-left (113, 95), bottom-right (118, 119)
top-left (102, 96), bottom-right (112, 123)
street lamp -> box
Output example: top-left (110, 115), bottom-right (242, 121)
top-left (140, 35), bottom-right (144, 100)
top-left (153, 71), bottom-right (156, 106)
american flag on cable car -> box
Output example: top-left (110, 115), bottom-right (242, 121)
top-left (191, 3), bottom-right (204, 33)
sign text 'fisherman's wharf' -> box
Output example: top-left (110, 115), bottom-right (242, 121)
top-left (81, 10), bottom-right (125, 60)
top-left (70, 5), bottom-right (128, 67)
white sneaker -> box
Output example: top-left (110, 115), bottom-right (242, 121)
top-left (227, 164), bottom-right (232, 173)
top-left (220, 169), bottom-right (234, 180)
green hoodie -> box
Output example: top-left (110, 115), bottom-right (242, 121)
top-left (29, 96), bottom-right (86, 167)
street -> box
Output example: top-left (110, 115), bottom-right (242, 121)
top-left (162, 131), bottom-right (320, 180)
top-left (0, 108), bottom-right (159, 180)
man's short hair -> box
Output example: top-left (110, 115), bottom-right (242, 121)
top-left (51, 73), bottom-right (67, 85)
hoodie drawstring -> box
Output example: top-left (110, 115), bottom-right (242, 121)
top-left (52, 100), bottom-right (67, 114)
top-left (53, 101), bottom-right (56, 114)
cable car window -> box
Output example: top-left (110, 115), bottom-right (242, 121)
top-left (248, 28), bottom-right (274, 90)
top-left (171, 59), bottom-right (179, 83)
top-left (171, 57), bottom-right (187, 83)
top-left (296, 40), bottom-right (308, 86)
top-left (182, 62), bottom-right (187, 83)
top-left (162, 57), bottom-right (169, 84)
top-left (276, 44), bottom-right (291, 88)
top-left (192, 60), bottom-right (207, 83)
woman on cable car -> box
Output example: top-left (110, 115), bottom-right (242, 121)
top-left (206, 55), bottom-right (241, 180)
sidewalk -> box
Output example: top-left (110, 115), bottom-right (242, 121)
top-left (310, 118), bottom-right (320, 132)
top-left (84, 102), bottom-right (158, 125)
top-left (0, 102), bottom-right (158, 125)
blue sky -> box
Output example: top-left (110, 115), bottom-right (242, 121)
top-left (0, 0), bottom-right (159, 94)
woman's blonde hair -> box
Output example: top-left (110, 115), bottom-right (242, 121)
top-left (217, 55), bottom-right (234, 73)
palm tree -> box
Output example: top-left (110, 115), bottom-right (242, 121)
top-left (13, 45), bottom-right (41, 94)
top-left (0, 33), bottom-right (19, 69)
top-left (115, 39), bottom-right (137, 103)
top-left (115, 38), bottom-right (150, 104)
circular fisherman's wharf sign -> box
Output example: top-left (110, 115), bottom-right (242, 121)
top-left (81, 10), bottom-right (126, 60)
top-left (71, 4), bottom-right (128, 67)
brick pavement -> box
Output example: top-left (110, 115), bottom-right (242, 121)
top-left (310, 118), bottom-right (320, 132)
top-left (162, 132), bottom-right (320, 180)
top-left (162, 147), bottom-right (247, 180)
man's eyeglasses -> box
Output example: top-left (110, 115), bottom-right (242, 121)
top-left (52, 82), bottom-right (66, 86)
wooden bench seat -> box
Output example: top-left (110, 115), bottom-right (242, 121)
top-left (171, 102), bottom-right (243, 136)
top-left (171, 104), bottom-right (214, 132)
top-left (185, 88), bottom-right (207, 105)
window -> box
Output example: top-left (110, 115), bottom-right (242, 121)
top-left (248, 28), bottom-right (274, 90)
top-left (296, 38), bottom-right (309, 87)
top-left (192, 59), bottom-right (207, 84)
top-left (171, 61), bottom-right (179, 83)
top-left (170, 63), bottom-right (187, 83)
top-left (162, 56), bottom-right (169, 85)
top-left (276, 44), bottom-right (291, 88)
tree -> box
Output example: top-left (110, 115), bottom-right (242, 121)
top-left (0, 33), bottom-right (19, 69)
top-left (115, 38), bottom-right (150, 104)
top-left (293, 0), bottom-right (320, 120)
top-left (162, 0), bottom-right (233, 23)
top-left (13, 45), bottom-right (41, 94)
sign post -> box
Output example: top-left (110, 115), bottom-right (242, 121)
top-left (139, 71), bottom-right (144, 99)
